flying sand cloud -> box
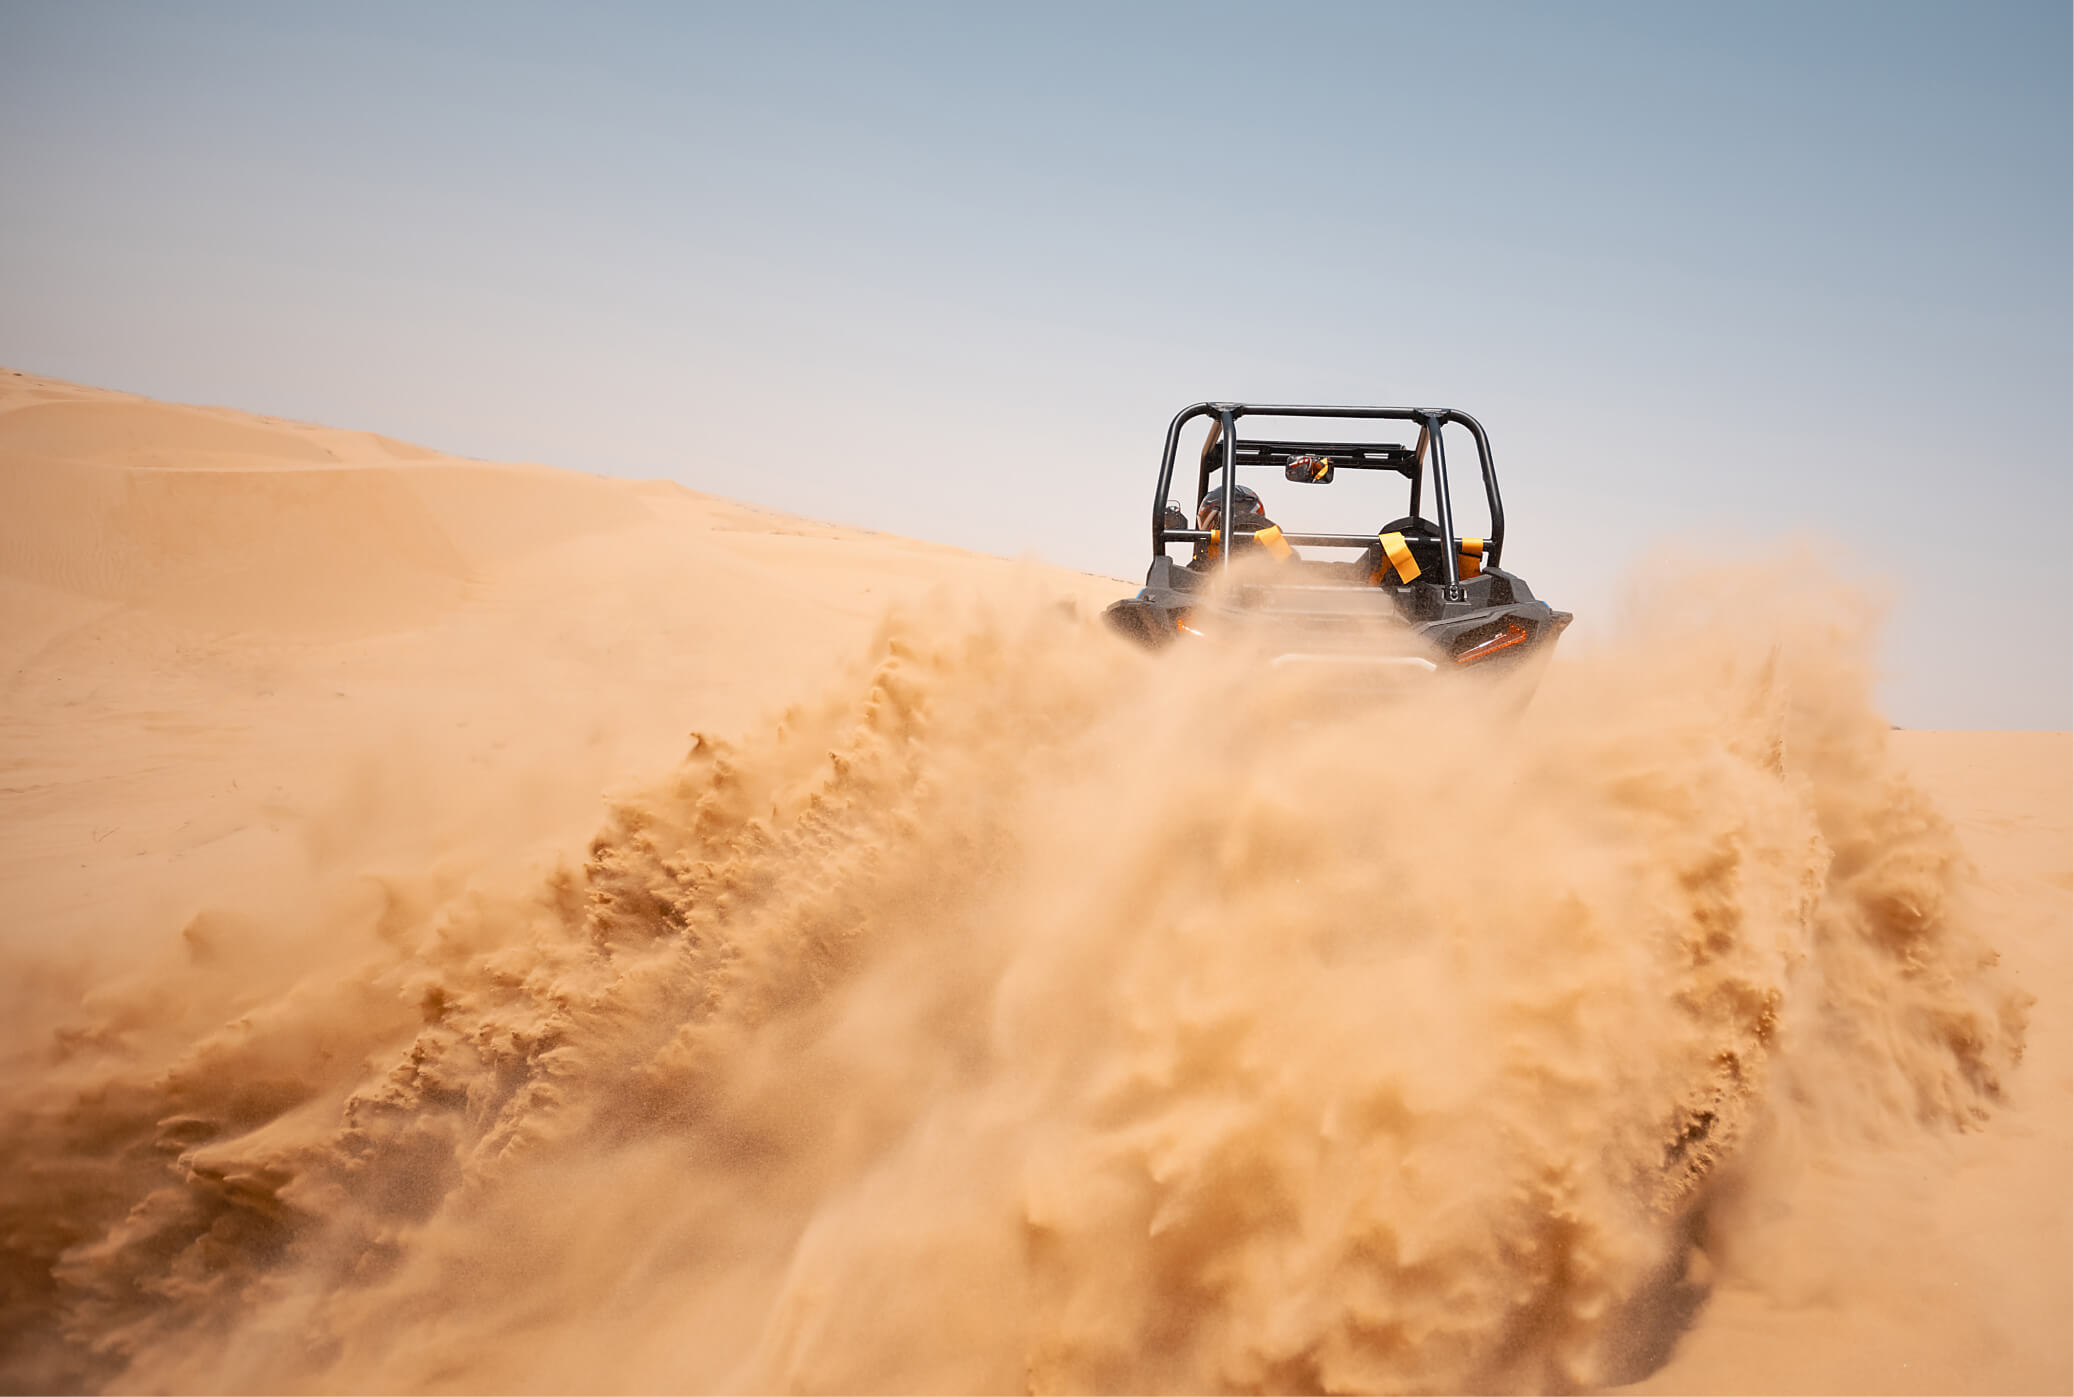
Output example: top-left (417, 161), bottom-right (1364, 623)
top-left (0, 554), bottom-right (2026, 1392)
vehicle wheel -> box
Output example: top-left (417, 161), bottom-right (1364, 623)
top-left (1103, 599), bottom-right (1173, 649)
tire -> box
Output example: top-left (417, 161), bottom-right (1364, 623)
top-left (1103, 599), bottom-right (1173, 649)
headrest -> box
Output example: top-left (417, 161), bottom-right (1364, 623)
top-left (1378, 516), bottom-right (1440, 538)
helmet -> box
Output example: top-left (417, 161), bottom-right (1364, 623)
top-left (1196, 482), bottom-right (1268, 532)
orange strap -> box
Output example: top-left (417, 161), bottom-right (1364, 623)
top-left (1458, 536), bottom-right (1484, 578)
top-left (1208, 525), bottom-right (1295, 563)
top-left (1370, 531), bottom-right (1420, 585)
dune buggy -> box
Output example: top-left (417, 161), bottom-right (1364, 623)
top-left (1104, 403), bottom-right (1572, 680)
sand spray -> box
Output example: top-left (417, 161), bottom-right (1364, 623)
top-left (0, 565), bottom-right (2026, 1392)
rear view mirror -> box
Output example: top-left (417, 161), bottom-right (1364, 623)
top-left (1284, 454), bottom-right (1334, 484)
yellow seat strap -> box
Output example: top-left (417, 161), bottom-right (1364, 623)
top-left (1370, 531), bottom-right (1421, 585)
top-left (1458, 536), bottom-right (1484, 578)
top-left (1254, 523), bottom-right (1294, 561)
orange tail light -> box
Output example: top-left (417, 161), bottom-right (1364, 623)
top-left (1454, 621), bottom-right (1529, 665)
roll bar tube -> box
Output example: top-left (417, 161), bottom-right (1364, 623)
top-left (1426, 412), bottom-right (1458, 586)
top-left (1149, 403), bottom-right (1507, 570)
top-left (1218, 407), bottom-right (1237, 572)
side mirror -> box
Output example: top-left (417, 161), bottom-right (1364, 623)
top-left (1161, 500), bottom-right (1189, 533)
top-left (1284, 454), bottom-right (1334, 484)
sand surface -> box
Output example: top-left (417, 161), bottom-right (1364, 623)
top-left (1, 369), bottom-right (2065, 1393)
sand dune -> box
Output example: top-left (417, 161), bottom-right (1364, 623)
top-left (0, 366), bottom-right (1113, 963)
top-left (0, 369), bottom-right (2064, 1393)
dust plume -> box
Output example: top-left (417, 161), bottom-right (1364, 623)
top-left (0, 566), bottom-right (2027, 1394)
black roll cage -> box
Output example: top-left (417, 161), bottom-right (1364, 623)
top-left (1151, 403), bottom-right (1507, 586)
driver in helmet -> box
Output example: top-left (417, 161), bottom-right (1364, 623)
top-left (1191, 482), bottom-right (1297, 569)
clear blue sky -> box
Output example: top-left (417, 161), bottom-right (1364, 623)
top-left (3, 1), bottom-right (2067, 727)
